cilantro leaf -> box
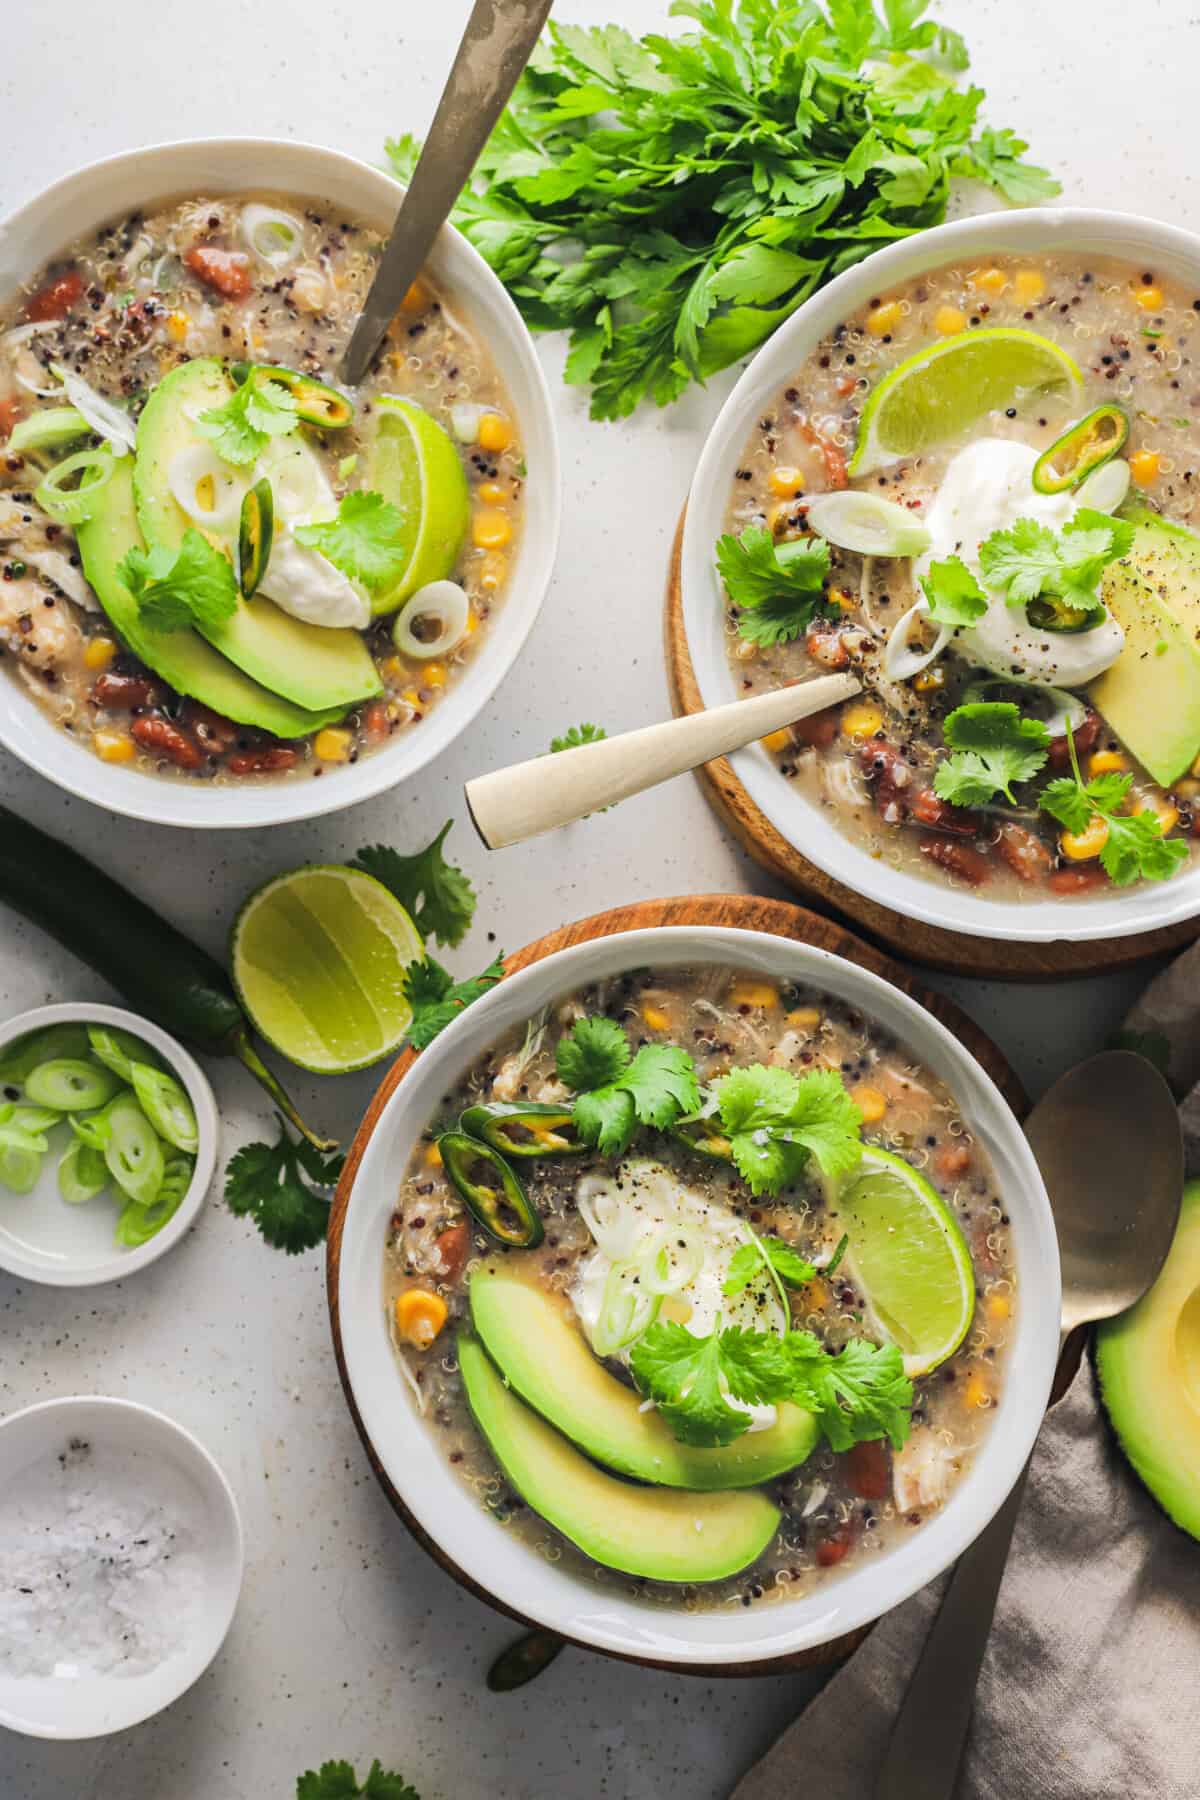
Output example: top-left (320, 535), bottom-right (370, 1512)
top-left (297, 1761), bottom-right (420, 1800)
top-left (782, 1067), bottom-right (868, 1182)
top-left (713, 1064), bottom-right (864, 1198)
top-left (1039, 733), bottom-right (1189, 887)
top-left (403, 953), bottom-right (505, 1050)
top-left (556, 1015), bottom-right (630, 1091)
top-left (118, 528), bottom-right (239, 633)
top-left (978, 509), bottom-right (1133, 623)
top-left (224, 1119), bottom-right (343, 1254)
top-left (932, 702), bottom-right (1051, 806)
top-left (919, 554), bottom-right (987, 627)
top-left (556, 1016), bottom-right (699, 1155)
top-left (573, 1085), bottom-right (638, 1156)
top-left (716, 526), bottom-right (833, 647)
top-left (723, 1234), bottom-right (815, 1298)
top-left (550, 721), bottom-right (607, 753)
top-left (352, 822), bottom-right (476, 947)
top-left (197, 376), bottom-right (298, 465)
top-left (294, 491), bottom-right (409, 592)
top-left (619, 1043), bottom-right (702, 1129)
top-left (629, 1320), bottom-right (787, 1446)
top-left (785, 1333), bottom-right (913, 1451)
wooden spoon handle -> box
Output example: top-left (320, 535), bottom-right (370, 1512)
top-left (464, 673), bottom-right (860, 849)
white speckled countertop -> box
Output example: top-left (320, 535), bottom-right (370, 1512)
top-left (0, 1), bottom-right (1193, 1793)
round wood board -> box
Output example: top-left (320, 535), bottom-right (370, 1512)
top-left (665, 510), bottom-right (1200, 979)
top-left (326, 893), bottom-right (1026, 1679)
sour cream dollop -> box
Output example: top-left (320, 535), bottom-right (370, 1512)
top-left (255, 436), bottom-right (371, 629)
top-left (913, 437), bottom-right (1125, 686)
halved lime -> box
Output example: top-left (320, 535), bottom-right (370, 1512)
top-left (365, 396), bottom-right (470, 615)
top-left (849, 328), bottom-right (1083, 477)
top-left (231, 866), bottom-right (424, 1073)
top-left (834, 1146), bottom-right (975, 1376)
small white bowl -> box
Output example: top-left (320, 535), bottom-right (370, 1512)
top-left (680, 207), bottom-right (1200, 948)
top-left (0, 1002), bottom-right (218, 1287)
top-left (335, 925), bottom-right (1060, 1668)
top-left (0, 1396), bottom-right (243, 1739)
top-left (0, 138), bottom-right (561, 829)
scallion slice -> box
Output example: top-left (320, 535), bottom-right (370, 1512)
top-left (805, 491), bottom-right (931, 558)
top-left (34, 447), bottom-right (117, 525)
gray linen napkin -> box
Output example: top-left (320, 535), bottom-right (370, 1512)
top-left (732, 1362), bottom-right (1200, 1800)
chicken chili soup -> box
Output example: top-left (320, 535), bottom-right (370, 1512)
top-left (718, 254), bottom-right (1200, 900)
top-left (0, 191), bottom-right (523, 781)
top-left (384, 964), bottom-right (1013, 1612)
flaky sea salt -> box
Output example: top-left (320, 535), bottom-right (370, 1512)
top-left (0, 1435), bottom-right (205, 1678)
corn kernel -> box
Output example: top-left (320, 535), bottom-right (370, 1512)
top-left (477, 480), bottom-right (507, 505)
top-left (83, 636), bottom-right (116, 672)
top-left (1140, 795), bottom-right (1180, 835)
top-left (829, 586), bottom-right (856, 612)
top-left (934, 304), bottom-right (966, 335)
top-left (1014, 269), bottom-right (1046, 302)
top-left (400, 687), bottom-right (421, 708)
top-left (841, 701), bottom-right (884, 739)
top-left (401, 278), bottom-right (430, 312)
top-left (464, 610), bottom-right (479, 637)
top-left (641, 1003), bottom-right (672, 1031)
top-left (1136, 284), bottom-right (1164, 312)
top-left (767, 465), bottom-right (805, 498)
top-left (964, 1372), bottom-right (991, 1409)
top-left (423, 1141), bottom-right (443, 1169)
top-left (423, 661), bottom-right (447, 689)
top-left (472, 508), bottom-right (511, 549)
top-left (1060, 815), bottom-right (1109, 860)
top-left (251, 332), bottom-right (265, 351)
top-left (986, 1292), bottom-right (1011, 1323)
top-left (1130, 449), bottom-right (1161, 486)
top-left (394, 1288), bottom-right (448, 1349)
top-left (313, 727), bottom-right (353, 763)
top-left (971, 267), bottom-right (1008, 296)
top-left (914, 665), bottom-right (946, 693)
top-left (479, 551), bottom-right (507, 592)
top-left (851, 1084), bottom-right (888, 1124)
top-left (94, 730), bottom-right (135, 764)
top-left (166, 310), bottom-right (190, 342)
top-left (785, 1007), bottom-right (822, 1033)
top-left (1088, 750), bottom-right (1129, 776)
top-left (866, 300), bottom-right (902, 337)
top-left (760, 728), bottom-right (792, 755)
top-left (478, 412), bottom-right (513, 453)
top-left (729, 980), bottom-right (779, 1011)
top-left (382, 655), bottom-right (407, 683)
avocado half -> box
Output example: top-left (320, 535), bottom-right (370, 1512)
top-left (457, 1332), bottom-right (779, 1583)
top-left (1096, 1178), bottom-right (1200, 1539)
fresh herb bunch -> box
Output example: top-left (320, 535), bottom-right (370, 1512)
top-left (225, 1121), bottom-right (345, 1255)
top-left (385, 0), bottom-right (1057, 419)
top-left (555, 1015), bottom-right (702, 1155)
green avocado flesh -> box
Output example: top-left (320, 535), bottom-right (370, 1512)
top-left (457, 1333), bottom-right (780, 1581)
top-left (74, 459), bottom-right (349, 739)
top-left (133, 359), bottom-right (380, 712)
top-left (1091, 508), bottom-right (1200, 786)
top-left (470, 1266), bottom-right (819, 1489)
top-left (1096, 1178), bottom-right (1200, 1540)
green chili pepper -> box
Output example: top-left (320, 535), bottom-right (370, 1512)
top-left (103, 1094), bottom-right (165, 1207)
top-left (438, 1131), bottom-right (544, 1248)
top-left (1025, 595), bottom-right (1106, 634)
top-left (130, 1065), bottom-right (198, 1154)
top-left (458, 1101), bottom-right (584, 1159)
top-left (24, 1058), bottom-right (124, 1112)
top-left (670, 1117), bottom-right (735, 1161)
top-left (237, 478), bottom-right (274, 599)
top-left (231, 362), bottom-right (354, 429)
top-left (1032, 405), bottom-right (1129, 494)
top-left (58, 1138), bottom-right (108, 1205)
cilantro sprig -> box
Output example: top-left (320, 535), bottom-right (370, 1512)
top-left (556, 1016), bottom-right (701, 1156)
top-left (723, 1232), bottom-right (815, 1300)
top-left (1038, 723), bottom-right (1189, 886)
top-left (711, 1064), bottom-right (864, 1197)
top-left (977, 509), bottom-right (1133, 628)
top-left (550, 721), bottom-right (607, 753)
top-left (403, 954), bottom-right (505, 1051)
top-left (224, 1121), bottom-right (344, 1255)
top-left (198, 376), bottom-right (298, 466)
top-left (297, 1760), bottom-right (419, 1800)
top-left (932, 702), bottom-right (1050, 807)
top-left (353, 822), bottom-right (476, 948)
top-left (294, 491), bottom-right (409, 592)
top-left (919, 554), bottom-right (987, 627)
top-left (716, 526), bottom-right (833, 647)
top-left (118, 528), bottom-right (239, 633)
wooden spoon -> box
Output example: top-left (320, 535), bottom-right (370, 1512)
top-left (464, 672), bottom-right (861, 849)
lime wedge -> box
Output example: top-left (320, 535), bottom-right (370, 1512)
top-left (849, 328), bottom-right (1082, 477)
top-left (231, 866), bottom-right (424, 1073)
top-left (834, 1147), bottom-right (975, 1376)
top-left (365, 396), bottom-right (470, 615)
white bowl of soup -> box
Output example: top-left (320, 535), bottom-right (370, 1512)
top-left (681, 209), bottom-right (1200, 945)
top-left (332, 926), bottom-right (1059, 1667)
top-left (0, 139), bottom-right (559, 828)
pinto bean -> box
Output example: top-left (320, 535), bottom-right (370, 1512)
top-left (791, 704), bottom-right (839, 749)
top-left (1048, 864), bottom-right (1109, 894)
top-left (996, 822), bottom-right (1054, 882)
top-left (434, 1223), bottom-right (470, 1284)
top-left (804, 623), bottom-right (851, 671)
top-left (130, 713), bottom-right (204, 769)
top-left (844, 1440), bottom-right (890, 1501)
top-left (183, 700), bottom-right (238, 751)
top-left (91, 672), bottom-right (165, 711)
top-left (919, 835), bottom-right (991, 885)
top-left (26, 269), bottom-right (84, 322)
top-left (225, 746), bottom-right (299, 775)
top-left (184, 245), bottom-right (253, 299)
top-left (859, 740), bottom-right (913, 824)
top-left (815, 1525), bottom-right (856, 1567)
top-left (1046, 708), bottom-right (1101, 769)
top-left (910, 788), bottom-right (980, 836)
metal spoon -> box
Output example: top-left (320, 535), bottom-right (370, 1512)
top-left (464, 672), bottom-right (861, 848)
top-left (340, 0), bottom-right (552, 387)
top-left (875, 1049), bottom-right (1182, 1800)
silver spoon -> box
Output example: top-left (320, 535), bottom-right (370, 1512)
top-left (464, 672), bottom-right (861, 848)
top-left (875, 1049), bottom-right (1182, 1800)
top-left (341, 0), bottom-right (552, 387)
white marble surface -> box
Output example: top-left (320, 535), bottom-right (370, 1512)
top-left (0, 1), bottom-right (1192, 1793)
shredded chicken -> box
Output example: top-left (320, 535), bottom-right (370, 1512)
top-left (892, 1429), bottom-right (960, 1514)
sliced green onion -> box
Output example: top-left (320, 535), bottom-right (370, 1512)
top-left (337, 454), bottom-right (359, 482)
top-left (639, 1227), bottom-right (705, 1296)
top-left (0, 1121), bottom-right (49, 1155)
top-left (25, 1057), bottom-right (123, 1111)
top-left (113, 1153), bottom-right (193, 1246)
top-left (0, 1131), bottom-right (45, 1195)
top-left (10, 1105), bottom-right (62, 1136)
top-left (592, 1258), bottom-right (661, 1356)
top-left (87, 1024), bottom-right (163, 1083)
top-left (8, 407), bottom-right (91, 456)
top-left (34, 447), bottom-right (117, 525)
top-left (103, 1094), bottom-right (164, 1207)
top-left (58, 1138), bottom-right (108, 1204)
top-left (805, 491), bottom-right (931, 558)
top-left (130, 1065), bottom-right (198, 1154)
top-left (1074, 457), bottom-right (1131, 514)
top-left (241, 205), bottom-right (305, 270)
top-left (0, 1024), bottom-right (91, 1085)
top-left (71, 1102), bottom-right (119, 1150)
top-left (49, 362), bottom-right (136, 456)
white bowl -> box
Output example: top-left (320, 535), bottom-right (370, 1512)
top-left (0, 1395), bottom-right (243, 1738)
top-left (681, 207), bottom-right (1200, 947)
top-left (335, 925), bottom-right (1060, 1667)
top-left (0, 1002), bottom-right (218, 1286)
top-left (0, 138), bottom-right (560, 829)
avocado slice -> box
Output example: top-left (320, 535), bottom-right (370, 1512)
top-left (470, 1266), bottom-right (819, 1489)
top-left (1096, 1178), bottom-right (1200, 1539)
top-left (74, 459), bottom-right (350, 739)
top-left (133, 359), bottom-right (380, 712)
top-left (1090, 508), bottom-right (1200, 786)
top-left (458, 1333), bottom-right (780, 1581)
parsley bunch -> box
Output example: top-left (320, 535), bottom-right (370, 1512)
top-left (555, 1016), bottom-right (701, 1155)
top-left (716, 526), bottom-right (833, 647)
top-left (387, 0), bottom-right (1057, 419)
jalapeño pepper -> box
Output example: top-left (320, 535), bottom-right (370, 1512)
top-left (231, 361), bottom-right (355, 429)
top-left (458, 1101), bottom-right (584, 1158)
top-left (669, 1117), bottom-right (735, 1161)
top-left (238, 478), bottom-right (274, 598)
top-left (438, 1132), bottom-right (544, 1248)
top-left (1032, 405), bottom-right (1129, 494)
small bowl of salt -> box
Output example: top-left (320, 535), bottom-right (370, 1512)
top-left (0, 1395), bottom-right (243, 1738)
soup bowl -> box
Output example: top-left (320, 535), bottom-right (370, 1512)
top-left (680, 207), bottom-right (1200, 947)
top-left (330, 923), bottom-right (1059, 1668)
top-left (0, 138), bottom-right (559, 829)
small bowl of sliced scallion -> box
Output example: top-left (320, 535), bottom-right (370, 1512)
top-left (0, 1003), bottom-right (217, 1286)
